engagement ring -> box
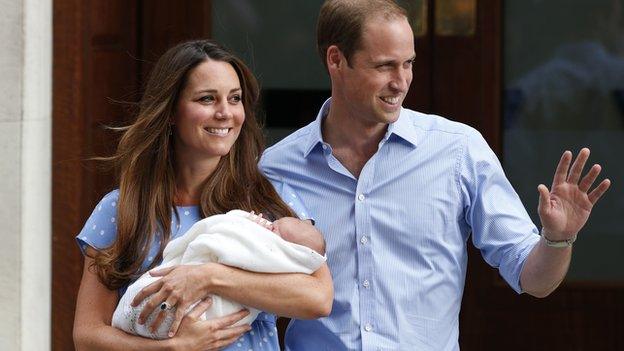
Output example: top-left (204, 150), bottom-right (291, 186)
top-left (160, 302), bottom-right (173, 311)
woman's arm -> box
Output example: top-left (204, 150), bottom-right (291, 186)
top-left (136, 262), bottom-right (333, 337)
top-left (206, 217), bottom-right (332, 316)
top-left (134, 215), bottom-right (334, 336)
top-left (207, 262), bottom-right (334, 318)
top-left (73, 251), bottom-right (250, 351)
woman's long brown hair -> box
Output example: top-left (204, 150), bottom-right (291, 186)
top-left (93, 40), bottom-right (295, 290)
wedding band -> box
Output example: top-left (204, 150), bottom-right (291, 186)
top-left (160, 302), bottom-right (174, 311)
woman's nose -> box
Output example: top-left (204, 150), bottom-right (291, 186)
top-left (214, 102), bottom-right (233, 120)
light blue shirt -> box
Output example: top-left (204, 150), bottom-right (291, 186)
top-left (76, 181), bottom-right (311, 351)
top-left (260, 99), bottom-right (541, 351)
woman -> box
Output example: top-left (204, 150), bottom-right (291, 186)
top-left (73, 40), bottom-right (333, 351)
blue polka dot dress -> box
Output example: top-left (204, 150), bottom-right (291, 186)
top-left (76, 182), bottom-right (313, 351)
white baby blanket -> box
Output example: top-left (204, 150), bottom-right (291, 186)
top-left (112, 210), bottom-right (326, 339)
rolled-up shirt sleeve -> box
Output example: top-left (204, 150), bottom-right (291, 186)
top-left (460, 130), bottom-right (541, 293)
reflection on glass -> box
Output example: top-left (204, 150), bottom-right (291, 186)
top-left (435, 0), bottom-right (476, 37)
top-left (399, 0), bottom-right (428, 37)
top-left (211, 0), bottom-right (330, 142)
top-left (211, 0), bottom-right (328, 90)
top-left (504, 0), bottom-right (624, 280)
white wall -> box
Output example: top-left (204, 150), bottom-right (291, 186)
top-left (0, 0), bottom-right (52, 349)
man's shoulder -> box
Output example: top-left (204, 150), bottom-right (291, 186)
top-left (263, 122), bottom-right (316, 159)
top-left (402, 108), bottom-right (480, 139)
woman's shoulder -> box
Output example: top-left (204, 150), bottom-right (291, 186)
top-left (76, 189), bottom-right (120, 255)
top-left (89, 189), bottom-right (121, 223)
top-left (100, 189), bottom-right (120, 204)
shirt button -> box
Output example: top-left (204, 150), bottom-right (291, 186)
top-left (357, 194), bottom-right (365, 201)
top-left (360, 236), bottom-right (368, 244)
top-left (364, 323), bottom-right (373, 332)
top-left (322, 144), bottom-right (328, 150)
top-left (362, 279), bottom-right (370, 288)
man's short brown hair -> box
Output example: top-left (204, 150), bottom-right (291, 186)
top-left (317, 0), bottom-right (408, 69)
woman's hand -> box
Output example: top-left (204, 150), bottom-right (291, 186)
top-left (131, 263), bottom-right (217, 337)
top-left (169, 300), bottom-right (251, 351)
top-left (75, 251), bottom-right (249, 351)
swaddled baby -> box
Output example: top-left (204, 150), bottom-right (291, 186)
top-left (112, 210), bottom-right (326, 339)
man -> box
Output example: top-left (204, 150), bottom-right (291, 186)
top-left (260, 1), bottom-right (611, 350)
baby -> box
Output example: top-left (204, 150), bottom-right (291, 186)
top-left (252, 211), bottom-right (324, 253)
top-left (112, 210), bottom-right (326, 339)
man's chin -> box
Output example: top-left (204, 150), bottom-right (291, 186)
top-left (378, 109), bottom-right (401, 124)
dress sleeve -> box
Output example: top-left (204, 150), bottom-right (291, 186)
top-left (75, 189), bottom-right (120, 255)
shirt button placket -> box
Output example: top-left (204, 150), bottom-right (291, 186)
top-left (355, 189), bottom-right (375, 348)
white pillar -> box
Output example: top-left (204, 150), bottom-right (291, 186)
top-left (0, 0), bottom-right (52, 349)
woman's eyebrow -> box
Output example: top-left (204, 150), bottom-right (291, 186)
top-left (195, 87), bottom-right (241, 94)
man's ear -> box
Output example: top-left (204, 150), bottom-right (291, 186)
top-left (326, 45), bottom-right (343, 72)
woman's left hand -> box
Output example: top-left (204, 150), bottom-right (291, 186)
top-left (131, 264), bottom-right (214, 338)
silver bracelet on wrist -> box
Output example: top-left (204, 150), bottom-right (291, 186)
top-left (541, 228), bottom-right (577, 248)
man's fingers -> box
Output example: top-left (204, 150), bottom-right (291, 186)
top-left (131, 280), bottom-right (163, 307)
top-left (211, 309), bottom-right (250, 329)
top-left (149, 266), bottom-right (176, 277)
top-left (537, 184), bottom-right (550, 214)
top-left (588, 179), bottom-right (611, 205)
top-left (578, 164), bottom-right (601, 192)
top-left (567, 148), bottom-right (590, 184)
top-left (187, 297), bottom-right (213, 320)
top-left (552, 150), bottom-right (572, 186)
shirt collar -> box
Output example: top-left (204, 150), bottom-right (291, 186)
top-left (303, 98), bottom-right (331, 158)
top-left (303, 98), bottom-right (419, 158)
top-left (385, 107), bottom-right (418, 146)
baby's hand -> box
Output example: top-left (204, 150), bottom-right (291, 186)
top-left (247, 211), bottom-right (275, 232)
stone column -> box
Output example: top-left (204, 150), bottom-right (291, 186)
top-left (0, 0), bottom-right (52, 349)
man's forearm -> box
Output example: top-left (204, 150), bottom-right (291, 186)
top-left (204, 263), bottom-right (333, 319)
top-left (519, 237), bottom-right (572, 298)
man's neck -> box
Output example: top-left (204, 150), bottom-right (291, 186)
top-left (322, 103), bottom-right (388, 178)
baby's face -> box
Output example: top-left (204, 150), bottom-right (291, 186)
top-left (245, 212), bottom-right (324, 254)
top-left (245, 212), bottom-right (301, 239)
top-left (271, 217), bottom-right (307, 242)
